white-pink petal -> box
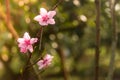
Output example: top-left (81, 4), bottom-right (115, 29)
top-left (47, 19), bottom-right (55, 24)
top-left (44, 54), bottom-right (54, 62)
top-left (37, 60), bottom-right (44, 69)
top-left (20, 48), bottom-right (27, 53)
top-left (34, 15), bottom-right (42, 22)
top-left (37, 60), bottom-right (43, 65)
top-left (18, 43), bottom-right (24, 48)
top-left (44, 54), bottom-right (53, 59)
top-left (40, 8), bottom-right (47, 16)
top-left (39, 21), bottom-right (48, 26)
top-left (30, 38), bottom-right (38, 44)
top-left (23, 32), bottom-right (30, 40)
top-left (28, 45), bottom-right (33, 52)
top-left (48, 11), bottom-right (56, 18)
top-left (17, 38), bottom-right (24, 43)
top-left (37, 54), bottom-right (54, 70)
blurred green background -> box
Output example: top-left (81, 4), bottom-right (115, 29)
top-left (0, 0), bottom-right (120, 80)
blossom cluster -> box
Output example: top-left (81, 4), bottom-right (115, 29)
top-left (17, 8), bottom-right (56, 69)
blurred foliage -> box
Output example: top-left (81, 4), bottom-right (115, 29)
top-left (0, 0), bottom-right (120, 80)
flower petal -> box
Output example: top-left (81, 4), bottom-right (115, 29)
top-left (18, 43), bottom-right (25, 48)
top-left (37, 60), bottom-right (43, 65)
top-left (37, 54), bottom-right (54, 70)
top-left (28, 45), bottom-right (33, 53)
top-left (34, 15), bottom-right (42, 22)
top-left (23, 32), bottom-right (30, 40)
top-left (17, 38), bottom-right (24, 43)
top-left (39, 21), bottom-right (48, 26)
top-left (40, 8), bottom-right (47, 16)
top-left (37, 60), bottom-right (44, 69)
top-left (48, 11), bottom-right (56, 18)
top-left (30, 38), bottom-right (38, 44)
top-left (47, 19), bottom-right (55, 24)
top-left (44, 54), bottom-right (54, 61)
top-left (20, 48), bottom-right (27, 53)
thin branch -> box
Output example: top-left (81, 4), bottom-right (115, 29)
top-left (39, 27), bottom-right (43, 50)
top-left (52, 0), bottom-right (64, 10)
top-left (95, 0), bottom-right (101, 80)
top-left (5, 1), bottom-right (40, 79)
top-left (36, 26), bottom-right (43, 51)
top-left (27, 52), bottom-right (32, 65)
top-left (5, 0), bottom-right (19, 40)
top-left (21, 52), bottom-right (32, 80)
top-left (26, 57), bottom-right (42, 69)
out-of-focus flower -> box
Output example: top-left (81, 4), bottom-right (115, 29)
top-left (17, 32), bottom-right (38, 53)
top-left (34, 8), bottom-right (56, 26)
top-left (37, 54), bottom-right (54, 69)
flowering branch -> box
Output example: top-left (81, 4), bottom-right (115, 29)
top-left (5, 0), bottom-right (40, 79)
top-left (18, 7), bottom-right (57, 79)
top-left (27, 0), bottom-right (64, 72)
top-left (35, 0), bottom-right (64, 51)
top-left (17, 0), bottom-right (64, 79)
top-left (32, 0), bottom-right (64, 69)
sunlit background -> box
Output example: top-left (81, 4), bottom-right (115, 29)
top-left (0, 0), bottom-right (120, 80)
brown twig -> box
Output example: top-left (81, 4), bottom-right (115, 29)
top-left (52, 0), bottom-right (64, 10)
top-left (26, 57), bottom-right (42, 70)
top-left (21, 52), bottom-right (33, 80)
top-left (5, 0), bottom-right (19, 40)
top-left (38, 27), bottom-right (43, 51)
top-left (95, 0), bottom-right (101, 80)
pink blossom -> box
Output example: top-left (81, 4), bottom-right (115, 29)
top-left (34, 8), bottom-right (56, 26)
top-left (17, 32), bottom-right (38, 53)
top-left (37, 54), bottom-right (54, 69)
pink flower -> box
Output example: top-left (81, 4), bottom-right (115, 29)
top-left (37, 54), bottom-right (54, 69)
top-left (17, 32), bottom-right (38, 53)
top-left (34, 8), bottom-right (56, 26)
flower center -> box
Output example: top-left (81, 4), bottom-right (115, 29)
top-left (42, 15), bottom-right (49, 22)
top-left (43, 59), bottom-right (48, 64)
top-left (25, 40), bottom-right (30, 45)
